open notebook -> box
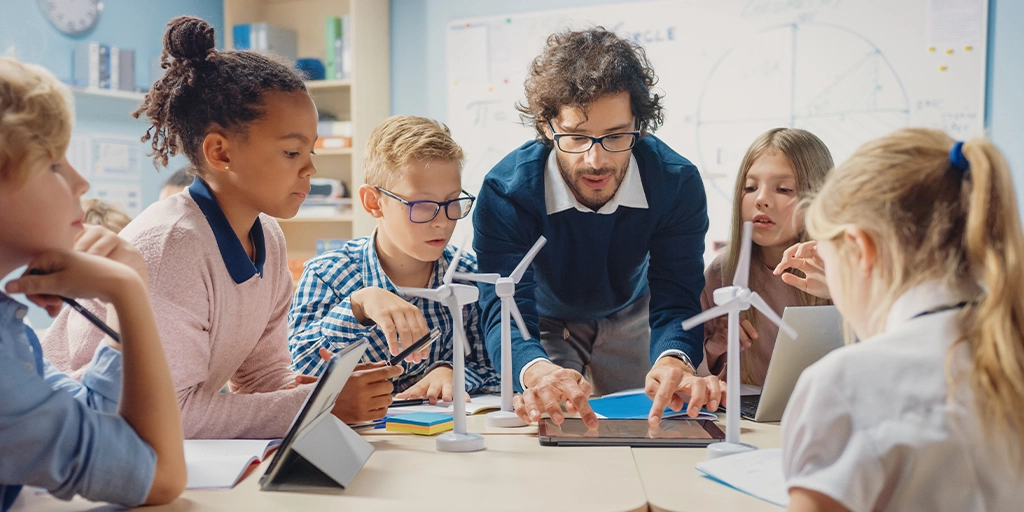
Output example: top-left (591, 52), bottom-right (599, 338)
top-left (694, 447), bottom-right (789, 508)
top-left (386, 394), bottom-right (503, 416)
top-left (185, 439), bottom-right (281, 490)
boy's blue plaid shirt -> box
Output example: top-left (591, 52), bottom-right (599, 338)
top-left (287, 234), bottom-right (500, 394)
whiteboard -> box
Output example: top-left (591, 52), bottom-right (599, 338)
top-left (446, 0), bottom-right (989, 263)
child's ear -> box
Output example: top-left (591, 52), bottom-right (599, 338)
top-left (359, 185), bottom-right (383, 218)
top-left (202, 131), bottom-right (232, 175)
top-left (844, 227), bottom-right (877, 275)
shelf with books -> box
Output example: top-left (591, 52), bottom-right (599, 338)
top-left (225, 0), bottom-right (389, 259)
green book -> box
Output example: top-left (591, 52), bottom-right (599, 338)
top-left (324, 16), bottom-right (341, 80)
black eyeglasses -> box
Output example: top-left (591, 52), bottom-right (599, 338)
top-left (375, 187), bottom-right (476, 223)
top-left (547, 120), bottom-right (640, 154)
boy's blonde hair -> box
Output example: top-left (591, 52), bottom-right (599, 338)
top-left (363, 116), bottom-right (463, 189)
top-left (806, 127), bottom-right (1024, 457)
top-left (723, 128), bottom-right (834, 383)
top-left (82, 198), bottom-right (132, 233)
top-left (0, 57), bottom-right (73, 185)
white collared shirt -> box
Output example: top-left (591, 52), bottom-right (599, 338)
top-left (543, 148), bottom-right (648, 215)
top-left (782, 281), bottom-right (1022, 511)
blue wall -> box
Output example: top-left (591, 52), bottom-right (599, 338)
top-left (391, 0), bottom-right (1024, 209)
top-left (1, 0), bottom-right (224, 328)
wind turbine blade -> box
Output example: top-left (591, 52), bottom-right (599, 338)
top-left (511, 236), bottom-right (547, 283)
top-left (749, 292), bottom-right (797, 339)
top-left (451, 284), bottom-right (480, 305)
top-left (454, 272), bottom-right (500, 284)
top-left (508, 299), bottom-right (531, 341)
top-left (734, 222), bottom-right (753, 288)
top-left (400, 287), bottom-right (442, 301)
top-left (445, 295), bottom-right (471, 355)
top-left (444, 245), bottom-right (466, 285)
top-left (681, 298), bottom-right (743, 331)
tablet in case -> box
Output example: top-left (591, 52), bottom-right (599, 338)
top-left (538, 418), bottom-right (725, 447)
top-left (260, 340), bottom-right (372, 492)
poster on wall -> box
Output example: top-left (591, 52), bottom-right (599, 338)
top-left (91, 135), bottom-right (141, 180)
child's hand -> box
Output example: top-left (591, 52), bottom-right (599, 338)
top-left (350, 287), bottom-right (431, 363)
top-left (330, 361), bottom-right (403, 423)
top-left (74, 224), bottom-right (148, 283)
top-left (774, 241), bottom-right (831, 299)
top-left (705, 316), bottom-right (757, 360)
top-left (5, 250), bottom-right (142, 316)
top-left (394, 365), bottom-right (472, 405)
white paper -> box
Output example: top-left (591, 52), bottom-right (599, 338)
top-left (91, 136), bottom-right (140, 179)
top-left (388, 394), bottom-right (503, 416)
top-left (184, 439), bottom-right (280, 490)
top-left (928, 0), bottom-right (985, 48)
top-left (90, 181), bottom-right (142, 217)
top-left (447, 24), bottom-right (489, 85)
top-left (65, 134), bottom-right (92, 177)
top-left (695, 447), bottom-right (789, 508)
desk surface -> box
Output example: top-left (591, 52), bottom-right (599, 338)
top-left (634, 420), bottom-right (783, 512)
top-left (12, 416), bottom-right (781, 512)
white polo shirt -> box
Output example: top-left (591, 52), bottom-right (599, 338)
top-left (782, 281), bottom-right (1023, 511)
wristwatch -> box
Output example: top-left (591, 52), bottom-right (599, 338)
top-left (660, 350), bottom-right (697, 375)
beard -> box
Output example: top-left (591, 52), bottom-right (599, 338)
top-left (555, 152), bottom-right (629, 212)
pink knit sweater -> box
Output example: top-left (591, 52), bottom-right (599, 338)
top-left (41, 188), bottom-right (310, 439)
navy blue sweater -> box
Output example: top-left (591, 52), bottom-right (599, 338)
top-left (473, 136), bottom-right (709, 391)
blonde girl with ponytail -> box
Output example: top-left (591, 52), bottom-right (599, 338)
top-left (782, 127), bottom-right (1024, 512)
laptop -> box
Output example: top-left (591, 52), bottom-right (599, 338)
top-left (740, 305), bottom-right (844, 422)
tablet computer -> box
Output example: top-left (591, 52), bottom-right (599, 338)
top-left (538, 418), bottom-right (725, 447)
top-left (260, 339), bottom-right (371, 491)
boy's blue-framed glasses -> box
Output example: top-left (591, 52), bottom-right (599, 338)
top-left (375, 187), bottom-right (476, 223)
top-left (547, 120), bottom-right (641, 154)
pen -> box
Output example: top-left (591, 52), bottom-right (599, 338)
top-left (390, 398), bottom-right (428, 408)
top-left (27, 269), bottom-right (121, 343)
top-left (387, 327), bottom-right (442, 365)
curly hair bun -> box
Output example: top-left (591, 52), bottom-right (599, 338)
top-left (164, 16), bottom-right (216, 63)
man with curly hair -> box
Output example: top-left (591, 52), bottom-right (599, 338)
top-left (474, 28), bottom-right (722, 429)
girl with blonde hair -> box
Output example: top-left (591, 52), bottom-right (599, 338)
top-left (701, 128), bottom-right (832, 385)
top-left (782, 128), bottom-right (1024, 511)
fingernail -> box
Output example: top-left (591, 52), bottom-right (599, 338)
top-left (709, 400), bottom-right (719, 410)
top-left (5, 282), bottom-right (19, 293)
top-left (553, 412), bottom-right (563, 422)
top-left (650, 414), bottom-right (659, 423)
top-left (530, 409), bottom-right (539, 420)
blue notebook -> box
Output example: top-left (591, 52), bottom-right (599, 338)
top-left (588, 391), bottom-right (718, 421)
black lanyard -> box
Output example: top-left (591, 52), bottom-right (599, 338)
top-left (911, 301), bottom-right (970, 319)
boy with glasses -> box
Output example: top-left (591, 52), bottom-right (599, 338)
top-left (288, 116), bottom-right (499, 403)
top-left (474, 28), bottom-right (723, 429)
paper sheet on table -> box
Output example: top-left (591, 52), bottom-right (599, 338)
top-left (589, 390), bottom-right (718, 421)
top-left (695, 448), bottom-right (788, 508)
top-left (184, 439), bottom-right (281, 490)
top-left (387, 394), bottom-right (503, 416)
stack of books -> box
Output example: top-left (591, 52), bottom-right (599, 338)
top-left (315, 120), bottom-right (353, 150)
top-left (73, 42), bottom-right (135, 91)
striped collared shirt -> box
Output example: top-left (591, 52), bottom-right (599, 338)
top-left (287, 234), bottom-right (499, 394)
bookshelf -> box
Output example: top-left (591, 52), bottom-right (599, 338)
top-left (224, 0), bottom-right (389, 261)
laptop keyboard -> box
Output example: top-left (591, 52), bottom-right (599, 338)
top-left (740, 395), bottom-right (760, 419)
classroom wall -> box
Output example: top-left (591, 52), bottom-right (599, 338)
top-left (391, 0), bottom-right (1024, 212)
top-left (1, 0), bottom-right (224, 328)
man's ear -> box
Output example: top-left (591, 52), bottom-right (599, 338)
top-left (202, 131), bottom-right (232, 176)
top-left (359, 185), bottom-right (383, 218)
top-left (844, 227), bottom-right (877, 275)
top-left (541, 118), bottom-right (554, 142)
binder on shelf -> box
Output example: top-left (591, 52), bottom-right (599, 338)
top-left (232, 23), bottom-right (298, 61)
top-left (325, 16), bottom-right (340, 80)
top-left (74, 42), bottom-right (100, 88)
top-left (98, 45), bottom-right (110, 89)
top-left (108, 47), bottom-right (135, 91)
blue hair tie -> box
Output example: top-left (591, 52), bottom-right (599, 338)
top-left (949, 141), bottom-right (970, 173)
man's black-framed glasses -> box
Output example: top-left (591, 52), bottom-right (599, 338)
top-left (547, 120), bottom-right (640, 154)
top-left (375, 187), bottom-right (476, 223)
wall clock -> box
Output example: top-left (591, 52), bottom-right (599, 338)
top-left (38, 0), bottom-right (102, 36)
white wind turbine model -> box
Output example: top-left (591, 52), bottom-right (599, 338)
top-left (456, 236), bottom-right (547, 428)
top-left (400, 245), bottom-right (485, 452)
top-left (681, 222), bottom-right (797, 460)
